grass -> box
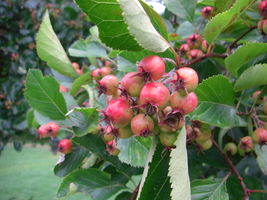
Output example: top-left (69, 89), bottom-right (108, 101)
top-left (0, 145), bottom-right (88, 200)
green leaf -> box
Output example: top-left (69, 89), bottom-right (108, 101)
top-left (191, 178), bottom-right (229, 200)
top-left (36, 10), bottom-right (77, 78)
top-left (75, 0), bottom-right (142, 51)
top-left (214, 0), bottom-right (235, 14)
top-left (163, 0), bottom-right (197, 22)
top-left (70, 72), bottom-right (92, 96)
top-left (66, 107), bottom-right (99, 136)
top-left (68, 39), bottom-right (107, 58)
top-left (190, 102), bottom-right (246, 128)
top-left (195, 75), bottom-right (235, 106)
top-left (168, 127), bottom-right (191, 200)
top-left (54, 146), bottom-right (88, 177)
top-left (137, 138), bottom-right (171, 200)
top-left (255, 144), bottom-right (267, 175)
top-left (203, 0), bottom-right (256, 44)
top-left (24, 69), bottom-right (67, 120)
top-left (225, 43), bottom-right (267, 76)
top-left (119, 0), bottom-right (170, 53)
top-left (117, 136), bottom-right (152, 167)
top-left (234, 64), bottom-right (267, 91)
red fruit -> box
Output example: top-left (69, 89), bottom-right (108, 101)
top-left (58, 139), bottom-right (73, 154)
top-left (91, 68), bottom-right (102, 80)
top-left (139, 82), bottom-right (170, 113)
top-left (201, 40), bottom-right (209, 52)
top-left (72, 62), bottom-right (79, 70)
top-left (105, 98), bottom-right (133, 127)
top-left (179, 44), bottom-right (190, 56)
top-left (138, 55), bottom-right (165, 81)
top-left (98, 75), bottom-right (119, 96)
top-left (201, 6), bottom-right (213, 19)
top-left (173, 67), bottom-right (199, 92)
top-left (258, 0), bottom-right (267, 18)
top-left (37, 124), bottom-right (48, 138)
top-left (189, 49), bottom-right (203, 60)
top-left (252, 128), bottom-right (267, 144)
top-left (186, 34), bottom-right (203, 49)
top-left (104, 60), bottom-right (112, 67)
top-left (170, 91), bottom-right (198, 114)
top-left (131, 114), bottom-right (154, 137)
top-left (59, 85), bottom-right (68, 92)
top-left (75, 69), bottom-right (83, 75)
top-left (46, 122), bottom-right (60, 137)
top-left (100, 67), bottom-right (112, 77)
top-left (121, 72), bottom-right (145, 97)
top-left (159, 109), bottom-right (185, 132)
top-left (258, 19), bottom-right (267, 35)
top-left (239, 136), bottom-right (253, 153)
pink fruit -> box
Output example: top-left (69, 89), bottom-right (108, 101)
top-left (131, 114), bottom-right (154, 137)
top-left (139, 82), bottom-right (170, 112)
top-left (105, 98), bottom-right (133, 127)
top-left (170, 91), bottom-right (198, 114)
top-left (159, 109), bottom-right (185, 132)
top-left (189, 49), bottom-right (203, 60)
top-left (252, 90), bottom-right (266, 103)
top-left (252, 128), bottom-right (267, 144)
top-left (121, 72), bottom-right (145, 97)
top-left (98, 75), bottom-right (119, 96)
top-left (91, 68), bottom-right (102, 80)
top-left (58, 139), bottom-right (72, 154)
top-left (100, 67), bottom-right (112, 77)
top-left (106, 140), bottom-right (120, 156)
top-left (46, 122), bottom-right (60, 137)
top-left (138, 55), bottom-right (165, 81)
top-left (239, 136), bottom-right (254, 153)
top-left (201, 6), bottom-right (213, 19)
top-left (37, 124), bottom-right (48, 138)
top-left (59, 85), bottom-right (68, 92)
top-left (75, 69), bottom-right (83, 75)
top-left (258, 0), bottom-right (267, 18)
top-left (201, 40), bottom-right (209, 52)
top-left (258, 19), bottom-right (267, 35)
top-left (172, 67), bottom-right (199, 92)
top-left (72, 62), bottom-right (79, 70)
top-left (186, 34), bottom-right (203, 49)
top-left (179, 44), bottom-right (190, 56)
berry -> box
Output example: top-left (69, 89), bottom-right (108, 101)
top-left (198, 139), bottom-right (212, 151)
top-left (131, 114), bottom-right (154, 137)
top-left (170, 90), bottom-right (198, 114)
top-left (252, 128), bottom-right (267, 145)
top-left (138, 55), bottom-right (165, 81)
top-left (106, 140), bottom-right (120, 156)
top-left (159, 132), bottom-right (177, 147)
top-left (59, 85), bottom-right (68, 92)
top-left (224, 142), bottom-right (237, 155)
top-left (195, 129), bottom-right (211, 143)
top-left (91, 68), bottom-right (102, 80)
top-left (105, 97), bottom-right (133, 127)
top-left (58, 139), bottom-right (73, 154)
top-left (201, 40), bottom-right (209, 52)
top-left (252, 90), bottom-right (265, 103)
top-left (186, 34), bottom-right (203, 49)
top-left (46, 122), bottom-right (60, 137)
top-left (75, 69), bottom-right (83, 75)
top-left (121, 72), bottom-right (145, 97)
top-left (159, 109), bottom-right (185, 132)
top-left (37, 124), bottom-right (48, 138)
top-left (179, 44), bottom-right (190, 56)
top-left (117, 126), bottom-right (133, 138)
top-left (238, 136), bottom-right (253, 155)
top-left (98, 75), bottom-right (119, 96)
top-left (201, 6), bottom-right (213, 19)
top-left (100, 67), bottom-right (112, 77)
top-left (258, 19), bottom-right (267, 35)
top-left (72, 62), bottom-right (79, 70)
top-left (258, 0), bottom-right (267, 18)
top-left (139, 82), bottom-right (170, 113)
top-left (172, 67), bottom-right (199, 92)
top-left (189, 49), bottom-right (203, 60)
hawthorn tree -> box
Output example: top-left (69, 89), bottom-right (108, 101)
top-left (24, 0), bottom-right (267, 200)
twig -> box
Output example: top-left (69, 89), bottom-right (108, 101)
top-left (130, 182), bottom-right (140, 200)
top-left (249, 189), bottom-right (267, 193)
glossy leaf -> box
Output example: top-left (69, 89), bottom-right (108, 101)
top-left (225, 43), bottom-right (267, 76)
top-left (137, 139), bottom-right (171, 200)
top-left (117, 136), bottom-right (152, 167)
top-left (234, 64), bottom-right (267, 91)
top-left (54, 146), bottom-right (88, 177)
top-left (203, 0), bottom-right (256, 44)
top-left (24, 69), bottom-right (67, 120)
top-left (191, 178), bottom-right (229, 200)
top-left (68, 39), bottom-right (107, 58)
top-left (214, 0), bottom-right (235, 14)
top-left (163, 0), bottom-right (197, 22)
top-left (255, 145), bottom-right (267, 175)
top-left (168, 127), bottom-right (191, 200)
top-left (36, 10), bottom-right (77, 78)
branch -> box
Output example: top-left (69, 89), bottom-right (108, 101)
top-left (130, 182), bottom-right (140, 200)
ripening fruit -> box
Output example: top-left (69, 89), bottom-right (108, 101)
top-left (37, 124), bottom-right (48, 138)
top-left (201, 6), bottom-right (213, 19)
top-left (173, 67), bottom-right (199, 92)
top-left (252, 128), bottom-right (267, 144)
top-left (198, 139), bottom-right (213, 151)
top-left (224, 142), bottom-right (238, 155)
top-left (159, 110), bottom-right (185, 133)
top-left (102, 133), bottom-right (115, 143)
top-left (170, 91), bottom-right (198, 114)
top-left (100, 67), bottom-right (112, 77)
top-left (138, 55), bottom-right (165, 81)
top-left (58, 139), bottom-right (73, 154)
top-left (116, 126), bottom-right (133, 138)
top-left (252, 90), bottom-right (265, 103)
top-left (195, 129), bottom-right (211, 143)
top-left (238, 136), bottom-right (254, 156)
top-left (179, 44), bottom-right (190, 56)
top-left (258, 19), bottom-right (267, 35)
top-left (201, 40), bottom-right (209, 52)
top-left (139, 82), bottom-right (170, 110)
top-left (121, 72), bottom-right (145, 97)
top-left (264, 101), bottom-right (267, 114)
top-left (72, 62), bottom-right (79, 70)
top-left (105, 98), bottom-right (133, 127)
top-left (91, 68), bottom-right (102, 80)
top-left (46, 122), bottom-right (60, 137)
top-left (106, 140), bottom-right (120, 156)
top-left (258, 0), bottom-right (267, 18)
top-left (131, 114), bottom-right (154, 137)
top-left (59, 85), bottom-right (68, 92)
top-left (75, 69), bottom-right (83, 75)
top-left (186, 34), bottom-right (203, 49)
top-left (189, 49), bottom-right (203, 60)
top-left (98, 75), bottom-right (119, 96)
top-left (159, 132), bottom-right (177, 147)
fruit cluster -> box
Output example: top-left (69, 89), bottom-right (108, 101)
top-left (258, 0), bottom-right (267, 35)
top-left (91, 55), bottom-right (199, 155)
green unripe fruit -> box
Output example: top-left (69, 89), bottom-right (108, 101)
top-left (223, 142), bottom-right (237, 155)
top-left (198, 139), bottom-right (213, 151)
top-left (159, 132), bottom-right (178, 147)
